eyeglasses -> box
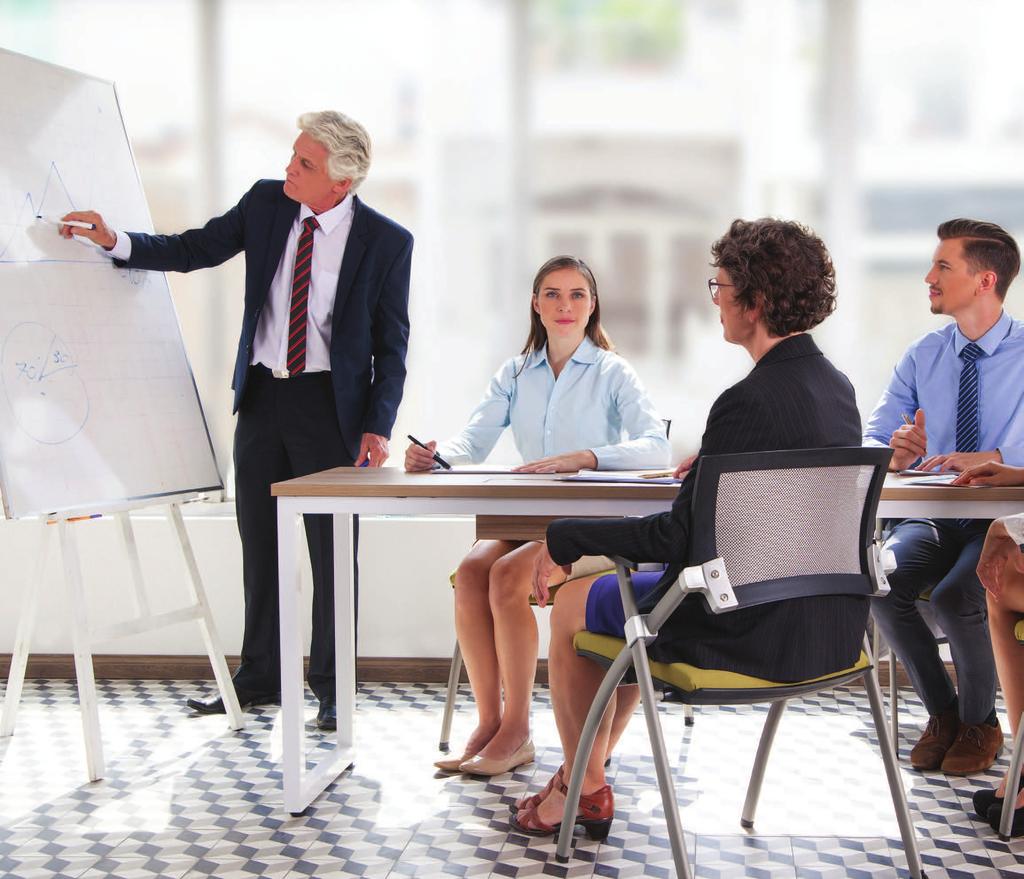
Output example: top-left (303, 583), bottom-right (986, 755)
top-left (707, 279), bottom-right (735, 303)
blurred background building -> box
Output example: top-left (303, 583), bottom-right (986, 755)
top-left (4, 0), bottom-right (1024, 481)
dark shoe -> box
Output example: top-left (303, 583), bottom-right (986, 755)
top-left (941, 721), bottom-right (1003, 775)
top-left (510, 781), bottom-right (613, 841)
top-left (186, 687), bottom-right (280, 715)
top-left (909, 705), bottom-right (959, 770)
top-left (972, 774), bottom-right (1024, 821)
top-left (316, 698), bottom-right (337, 731)
top-left (988, 799), bottom-right (1024, 837)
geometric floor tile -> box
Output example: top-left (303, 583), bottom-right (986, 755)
top-left (1, 679), bottom-right (1022, 877)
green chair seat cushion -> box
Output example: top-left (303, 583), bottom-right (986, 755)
top-left (573, 630), bottom-right (871, 693)
top-left (1015, 618), bottom-right (1024, 644)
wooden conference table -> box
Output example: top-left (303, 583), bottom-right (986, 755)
top-left (271, 467), bottom-right (1024, 814)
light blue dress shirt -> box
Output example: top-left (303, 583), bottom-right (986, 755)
top-left (439, 337), bottom-right (670, 470)
top-left (863, 310), bottom-right (1024, 466)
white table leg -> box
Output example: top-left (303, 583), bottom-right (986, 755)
top-left (279, 501), bottom-right (354, 814)
top-left (279, 499), bottom-right (306, 813)
top-left (334, 513), bottom-right (356, 753)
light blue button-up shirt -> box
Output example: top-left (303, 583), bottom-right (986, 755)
top-left (439, 337), bottom-right (670, 470)
top-left (863, 310), bottom-right (1024, 466)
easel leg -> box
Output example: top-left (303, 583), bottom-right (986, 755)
top-left (1, 523), bottom-right (52, 737)
top-left (115, 511), bottom-right (152, 618)
top-left (166, 505), bottom-right (243, 730)
top-left (59, 520), bottom-right (105, 781)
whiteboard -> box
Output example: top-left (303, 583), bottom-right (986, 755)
top-left (0, 49), bottom-right (222, 519)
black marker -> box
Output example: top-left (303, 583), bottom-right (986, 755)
top-left (407, 434), bottom-right (452, 470)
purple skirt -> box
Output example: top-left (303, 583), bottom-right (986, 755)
top-left (584, 570), bottom-right (665, 636)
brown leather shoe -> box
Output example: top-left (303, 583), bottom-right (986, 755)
top-left (909, 706), bottom-right (959, 770)
top-left (941, 721), bottom-right (1004, 775)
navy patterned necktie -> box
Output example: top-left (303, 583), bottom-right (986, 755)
top-left (954, 341), bottom-right (984, 527)
top-left (286, 216), bottom-right (320, 376)
top-left (955, 342), bottom-right (984, 453)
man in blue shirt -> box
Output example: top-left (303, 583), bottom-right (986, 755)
top-left (864, 218), bottom-right (1023, 775)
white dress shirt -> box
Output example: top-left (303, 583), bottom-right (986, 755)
top-left (109, 194), bottom-right (355, 374)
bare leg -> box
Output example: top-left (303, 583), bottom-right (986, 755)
top-left (477, 542), bottom-right (571, 759)
top-left (453, 539), bottom-right (521, 755)
top-left (988, 570), bottom-right (1024, 802)
top-left (528, 576), bottom-right (615, 826)
top-left (607, 684), bottom-right (641, 756)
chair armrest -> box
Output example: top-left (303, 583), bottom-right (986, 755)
top-left (868, 540), bottom-right (895, 596)
top-left (646, 557), bottom-right (737, 632)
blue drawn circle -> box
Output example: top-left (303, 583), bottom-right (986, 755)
top-left (1, 321), bottom-right (90, 444)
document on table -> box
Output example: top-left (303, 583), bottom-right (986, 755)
top-left (430, 463), bottom-right (525, 475)
top-left (558, 470), bottom-right (681, 485)
top-left (903, 473), bottom-right (960, 486)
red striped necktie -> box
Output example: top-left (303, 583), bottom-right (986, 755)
top-left (286, 215), bottom-right (320, 375)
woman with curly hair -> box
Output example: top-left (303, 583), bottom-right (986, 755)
top-left (512, 218), bottom-right (864, 838)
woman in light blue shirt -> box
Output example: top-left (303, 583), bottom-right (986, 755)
top-left (405, 255), bottom-right (670, 775)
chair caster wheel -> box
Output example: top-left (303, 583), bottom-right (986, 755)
top-left (740, 818), bottom-right (754, 829)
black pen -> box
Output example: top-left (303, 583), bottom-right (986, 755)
top-left (407, 434), bottom-right (452, 470)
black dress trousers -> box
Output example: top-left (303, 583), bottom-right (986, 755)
top-left (231, 365), bottom-right (357, 700)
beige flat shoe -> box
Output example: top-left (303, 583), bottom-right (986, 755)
top-left (459, 738), bottom-right (535, 776)
top-left (434, 751), bottom-right (474, 773)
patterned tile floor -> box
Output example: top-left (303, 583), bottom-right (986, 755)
top-left (0, 679), bottom-right (1022, 878)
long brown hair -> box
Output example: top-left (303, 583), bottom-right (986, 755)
top-left (520, 255), bottom-right (613, 356)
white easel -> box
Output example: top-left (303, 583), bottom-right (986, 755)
top-left (1, 497), bottom-right (243, 781)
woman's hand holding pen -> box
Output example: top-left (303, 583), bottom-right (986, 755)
top-left (513, 449), bottom-right (598, 473)
top-left (405, 438), bottom-right (439, 471)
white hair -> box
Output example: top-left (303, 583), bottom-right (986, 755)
top-left (297, 110), bottom-right (372, 191)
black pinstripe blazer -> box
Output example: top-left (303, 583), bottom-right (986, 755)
top-left (547, 332), bottom-right (866, 681)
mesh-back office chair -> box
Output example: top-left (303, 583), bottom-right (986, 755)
top-left (552, 447), bottom-right (925, 879)
top-left (996, 618), bottom-right (1024, 840)
top-left (438, 420), bottom-right (681, 752)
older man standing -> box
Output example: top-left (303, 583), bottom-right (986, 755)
top-left (62, 112), bottom-right (413, 730)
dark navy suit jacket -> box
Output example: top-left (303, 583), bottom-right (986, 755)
top-left (116, 179), bottom-right (413, 459)
top-left (547, 333), bottom-right (866, 681)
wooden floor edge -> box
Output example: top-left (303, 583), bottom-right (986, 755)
top-left (0, 653), bottom-right (927, 688)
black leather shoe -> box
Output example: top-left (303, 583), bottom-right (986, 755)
top-left (316, 698), bottom-right (337, 731)
top-left (186, 688), bottom-right (280, 715)
top-left (972, 774), bottom-right (1024, 820)
top-left (988, 799), bottom-right (1024, 837)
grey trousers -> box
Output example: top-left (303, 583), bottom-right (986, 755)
top-left (871, 518), bottom-right (996, 725)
